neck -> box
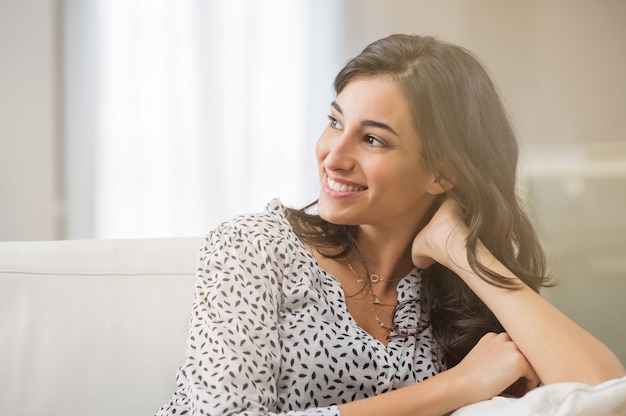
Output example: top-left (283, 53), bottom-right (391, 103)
top-left (351, 195), bottom-right (440, 288)
top-left (353, 225), bottom-right (418, 293)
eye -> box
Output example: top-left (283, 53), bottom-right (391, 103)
top-left (365, 135), bottom-right (386, 148)
top-left (327, 114), bottom-right (342, 129)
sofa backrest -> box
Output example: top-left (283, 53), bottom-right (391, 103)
top-left (0, 237), bottom-right (202, 416)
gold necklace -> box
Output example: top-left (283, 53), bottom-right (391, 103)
top-left (345, 262), bottom-right (399, 305)
top-left (368, 272), bottom-right (404, 284)
top-left (345, 261), bottom-right (395, 332)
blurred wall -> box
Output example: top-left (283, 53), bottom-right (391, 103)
top-left (0, 0), bottom-right (61, 241)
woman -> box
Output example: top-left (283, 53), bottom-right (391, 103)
top-left (156, 34), bottom-right (624, 416)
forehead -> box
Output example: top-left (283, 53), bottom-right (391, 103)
top-left (335, 76), bottom-right (415, 132)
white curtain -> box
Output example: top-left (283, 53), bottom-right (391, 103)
top-left (63, 0), bottom-right (343, 239)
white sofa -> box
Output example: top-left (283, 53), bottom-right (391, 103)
top-left (0, 237), bottom-right (201, 416)
top-left (1, 238), bottom-right (625, 416)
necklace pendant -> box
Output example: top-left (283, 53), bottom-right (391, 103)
top-left (372, 295), bottom-right (381, 304)
top-left (370, 273), bottom-right (380, 283)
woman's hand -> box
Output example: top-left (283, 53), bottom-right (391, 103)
top-left (450, 332), bottom-right (540, 401)
top-left (411, 197), bottom-right (467, 269)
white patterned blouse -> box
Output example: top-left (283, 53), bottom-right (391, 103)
top-left (155, 199), bottom-right (445, 416)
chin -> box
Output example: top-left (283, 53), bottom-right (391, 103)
top-left (316, 204), bottom-right (336, 224)
top-left (316, 203), bottom-right (341, 224)
top-left (318, 209), bottom-right (358, 227)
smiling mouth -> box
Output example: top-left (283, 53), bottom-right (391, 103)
top-left (327, 177), bottom-right (367, 192)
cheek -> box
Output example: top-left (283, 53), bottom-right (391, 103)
top-left (375, 162), bottom-right (426, 195)
top-left (365, 162), bottom-right (396, 185)
top-left (315, 140), bottom-right (323, 162)
top-left (315, 133), bottom-right (330, 164)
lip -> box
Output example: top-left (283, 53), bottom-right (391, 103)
top-left (322, 173), bottom-right (367, 197)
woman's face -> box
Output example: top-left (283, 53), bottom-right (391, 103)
top-left (316, 76), bottom-right (443, 231)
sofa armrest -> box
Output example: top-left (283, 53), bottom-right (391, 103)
top-left (0, 237), bottom-right (202, 416)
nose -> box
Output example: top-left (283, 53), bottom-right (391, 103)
top-left (316, 129), bottom-right (356, 172)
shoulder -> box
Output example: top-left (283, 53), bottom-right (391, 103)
top-left (200, 199), bottom-right (302, 260)
top-left (209, 199), bottom-right (290, 241)
top-left (196, 199), bottom-right (309, 292)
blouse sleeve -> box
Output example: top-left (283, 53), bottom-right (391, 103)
top-left (155, 221), bottom-right (341, 416)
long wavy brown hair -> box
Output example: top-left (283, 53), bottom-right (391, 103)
top-left (286, 34), bottom-right (549, 368)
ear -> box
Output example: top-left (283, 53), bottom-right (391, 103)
top-left (426, 175), bottom-right (454, 195)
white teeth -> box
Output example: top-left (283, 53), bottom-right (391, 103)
top-left (328, 178), bottom-right (365, 192)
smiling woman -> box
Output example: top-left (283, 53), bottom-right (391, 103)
top-left (155, 34), bottom-right (625, 416)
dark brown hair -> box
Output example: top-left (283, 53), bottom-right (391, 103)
top-left (286, 34), bottom-right (548, 368)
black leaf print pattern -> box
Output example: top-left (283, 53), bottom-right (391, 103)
top-left (155, 199), bottom-right (444, 416)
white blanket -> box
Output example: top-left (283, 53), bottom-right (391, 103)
top-left (451, 376), bottom-right (626, 415)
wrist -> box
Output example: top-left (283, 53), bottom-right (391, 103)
top-left (430, 369), bottom-right (480, 412)
top-left (431, 222), bottom-right (470, 270)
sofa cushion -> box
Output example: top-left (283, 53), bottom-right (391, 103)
top-left (0, 237), bottom-right (201, 416)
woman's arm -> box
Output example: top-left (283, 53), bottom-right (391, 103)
top-left (411, 198), bottom-right (626, 386)
top-left (338, 331), bottom-right (539, 416)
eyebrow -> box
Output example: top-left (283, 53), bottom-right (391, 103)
top-left (331, 101), bottom-right (400, 137)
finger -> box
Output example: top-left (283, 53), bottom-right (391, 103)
top-left (503, 377), bottom-right (526, 397)
top-left (523, 364), bottom-right (541, 392)
top-left (412, 255), bottom-right (436, 269)
top-left (439, 197), bottom-right (462, 216)
top-left (495, 331), bottom-right (512, 342)
top-left (497, 332), bottom-right (540, 391)
top-left (476, 332), bottom-right (499, 346)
